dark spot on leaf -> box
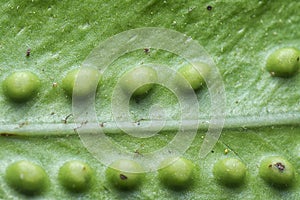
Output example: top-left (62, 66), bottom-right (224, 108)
top-left (99, 122), bottom-right (104, 127)
top-left (274, 162), bottom-right (285, 172)
top-left (26, 48), bottom-right (31, 57)
top-left (144, 48), bottom-right (150, 54)
top-left (0, 133), bottom-right (17, 137)
top-left (207, 5), bottom-right (212, 11)
top-left (297, 57), bottom-right (299, 61)
top-left (120, 174), bottom-right (127, 180)
top-left (211, 150), bottom-right (214, 153)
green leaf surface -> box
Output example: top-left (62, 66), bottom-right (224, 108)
top-left (0, 0), bottom-right (300, 199)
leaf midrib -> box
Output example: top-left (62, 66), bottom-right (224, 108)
top-left (1, 112), bottom-right (300, 136)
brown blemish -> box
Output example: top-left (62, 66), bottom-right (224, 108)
top-left (26, 48), bottom-right (31, 57)
top-left (120, 174), bottom-right (127, 180)
top-left (144, 48), bottom-right (150, 54)
top-left (99, 122), bottom-right (104, 127)
top-left (274, 162), bottom-right (285, 172)
top-left (0, 133), bottom-right (17, 137)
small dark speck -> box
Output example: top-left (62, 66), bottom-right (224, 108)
top-left (297, 57), bottom-right (299, 61)
top-left (144, 48), bottom-right (150, 54)
top-left (120, 174), bottom-right (127, 180)
top-left (211, 150), bottom-right (214, 153)
top-left (26, 48), bottom-right (31, 57)
top-left (207, 5), bottom-right (212, 11)
top-left (275, 162), bottom-right (285, 172)
top-left (135, 118), bottom-right (145, 125)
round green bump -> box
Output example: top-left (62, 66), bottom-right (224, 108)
top-left (259, 156), bottom-right (295, 187)
top-left (158, 157), bottom-right (195, 189)
top-left (266, 47), bottom-right (300, 77)
top-left (105, 159), bottom-right (144, 190)
top-left (58, 160), bottom-right (93, 192)
top-left (62, 68), bottom-right (102, 97)
top-left (120, 66), bottom-right (158, 97)
top-left (2, 71), bottom-right (40, 102)
top-left (213, 158), bottom-right (247, 187)
top-left (5, 160), bottom-right (48, 195)
top-left (177, 62), bottom-right (210, 90)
